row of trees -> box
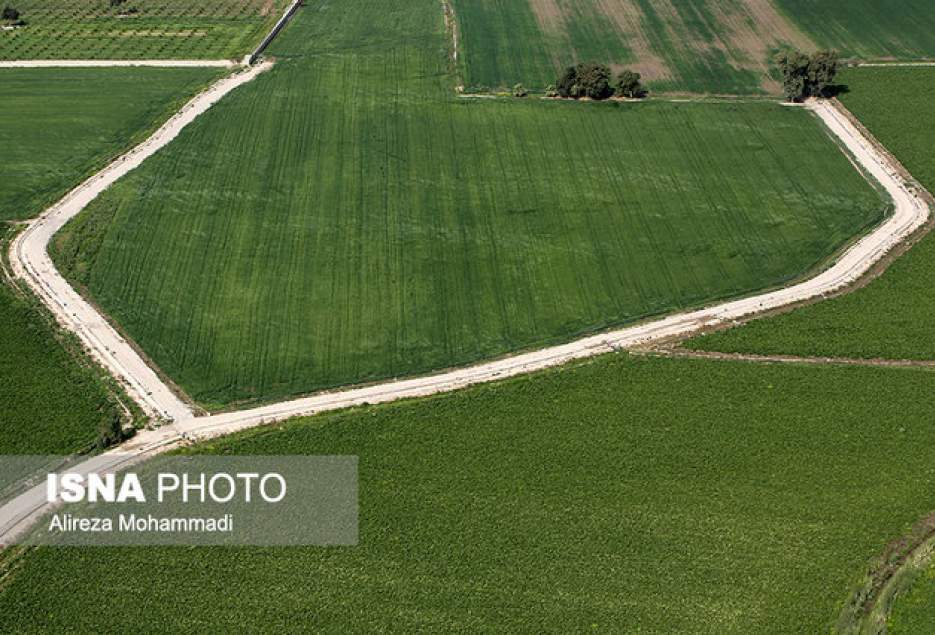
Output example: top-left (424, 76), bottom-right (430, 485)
top-left (774, 49), bottom-right (839, 102)
top-left (550, 63), bottom-right (646, 100)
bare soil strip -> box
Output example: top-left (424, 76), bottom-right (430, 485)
top-left (632, 347), bottom-right (935, 369)
top-left (1, 95), bottom-right (930, 545)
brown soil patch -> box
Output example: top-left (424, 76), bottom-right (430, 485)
top-left (595, 0), bottom-right (670, 81)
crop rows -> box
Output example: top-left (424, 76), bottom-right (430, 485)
top-left (774, 0), bottom-right (935, 60)
top-left (689, 68), bottom-right (935, 361)
top-left (49, 0), bottom-right (883, 409)
top-left (0, 67), bottom-right (222, 454)
top-left (0, 0), bottom-right (290, 60)
top-left (3, 355), bottom-right (935, 630)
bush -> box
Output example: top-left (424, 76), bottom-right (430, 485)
top-left (555, 63), bottom-right (613, 100)
top-left (512, 83), bottom-right (528, 98)
top-left (615, 70), bottom-right (644, 98)
top-left (1, 6), bottom-right (20, 22)
top-left (545, 84), bottom-right (557, 98)
top-left (775, 49), bottom-right (839, 102)
top-left (96, 414), bottom-right (127, 450)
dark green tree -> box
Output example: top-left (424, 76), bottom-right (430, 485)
top-left (774, 49), bottom-right (839, 102)
top-left (555, 62), bottom-right (613, 100)
top-left (615, 70), bottom-right (644, 98)
top-left (1, 6), bottom-right (20, 22)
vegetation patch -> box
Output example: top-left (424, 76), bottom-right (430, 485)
top-left (2, 356), bottom-right (935, 630)
top-left (687, 68), bottom-right (935, 361)
top-left (0, 0), bottom-right (289, 60)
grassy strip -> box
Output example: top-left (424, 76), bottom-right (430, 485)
top-left (49, 0), bottom-right (884, 409)
top-left (687, 68), bottom-right (935, 361)
top-left (2, 355), bottom-right (935, 630)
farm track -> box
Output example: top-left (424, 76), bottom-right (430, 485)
top-left (0, 85), bottom-right (931, 544)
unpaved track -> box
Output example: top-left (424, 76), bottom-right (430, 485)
top-left (9, 61), bottom-right (273, 423)
top-left (0, 60), bottom-right (237, 68)
top-left (0, 94), bottom-right (930, 544)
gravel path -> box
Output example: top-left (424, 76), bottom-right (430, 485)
top-left (8, 62), bottom-right (274, 423)
top-left (1, 95), bottom-right (930, 545)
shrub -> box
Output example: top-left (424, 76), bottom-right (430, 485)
top-left (513, 83), bottom-right (528, 98)
top-left (1, 6), bottom-right (20, 22)
top-left (615, 70), bottom-right (644, 98)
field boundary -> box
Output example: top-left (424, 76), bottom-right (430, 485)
top-left (0, 60), bottom-right (237, 68)
top-left (8, 62), bottom-right (273, 423)
top-left (1, 96), bottom-right (930, 546)
top-left (247, 0), bottom-right (303, 65)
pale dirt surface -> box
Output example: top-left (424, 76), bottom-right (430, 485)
top-left (1, 95), bottom-right (929, 546)
top-left (0, 60), bottom-right (237, 68)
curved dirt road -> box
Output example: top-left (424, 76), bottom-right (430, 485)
top-left (9, 61), bottom-right (273, 422)
top-left (0, 95), bottom-right (930, 544)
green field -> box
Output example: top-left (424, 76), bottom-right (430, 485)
top-left (452, 0), bottom-right (816, 94)
top-left (688, 68), bottom-right (935, 361)
top-left (0, 0), bottom-right (288, 60)
top-left (775, 0), bottom-right (935, 60)
top-left (49, 0), bottom-right (885, 409)
top-left (888, 561), bottom-right (935, 633)
top-left (0, 67), bottom-right (221, 453)
top-left (2, 355), bottom-right (935, 630)
top-left (1, 66), bottom-right (224, 222)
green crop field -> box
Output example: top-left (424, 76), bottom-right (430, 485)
top-left (0, 228), bottom-right (121, 455)
top-left (775, 0), bottom-right (935, 60)
top-left (1, 66), bottom-right (224, 222)
top-left (0, 0), bottom-right (289, 60)
top-left (888, 561), bottom-right (935, 633)
top-left (688, 68), bottom-right (935, 361)
top-left (0, 67), bottom-right (220, 453)
top-left (452, 0), bottom-right (816, 94)
top-left (2, 355), bottom-right (935, 630)
top-left (49, 0), bottom-right (885, 410)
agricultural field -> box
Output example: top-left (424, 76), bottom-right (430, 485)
top-left (1, 66), bottom-right (223, 222)
top-left (775, 0), bottom-right (935, 61)
top-left (2, 355), bottom-right (935, 630)
top-left (688, 68), bottom-right (935, 361)
top-left (0, 0), bottom-right (289, 60)
top-left (452, 0), bottom-right (815, 94)
top-left (888, 562), bottom-right (935, 634)
top-left (0, 228), bottom-right (121, 455)
top-left (49, 0), bottom-right (887, 410)
top-left (0, 66), bottom-right (221, 453)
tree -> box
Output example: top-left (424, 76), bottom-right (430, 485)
top-left (1, 6), bottom-right (20, 22)
top-left (774, 49), bottom-right (839, 102)
top-left (512, 83), bottom-right (528, 98)
top-left (615, 70), bottom-right (644, 98)
top-left (555, 62), bottom-right (613, 100)
top-left (556, 66), bottom-right (579, 98)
